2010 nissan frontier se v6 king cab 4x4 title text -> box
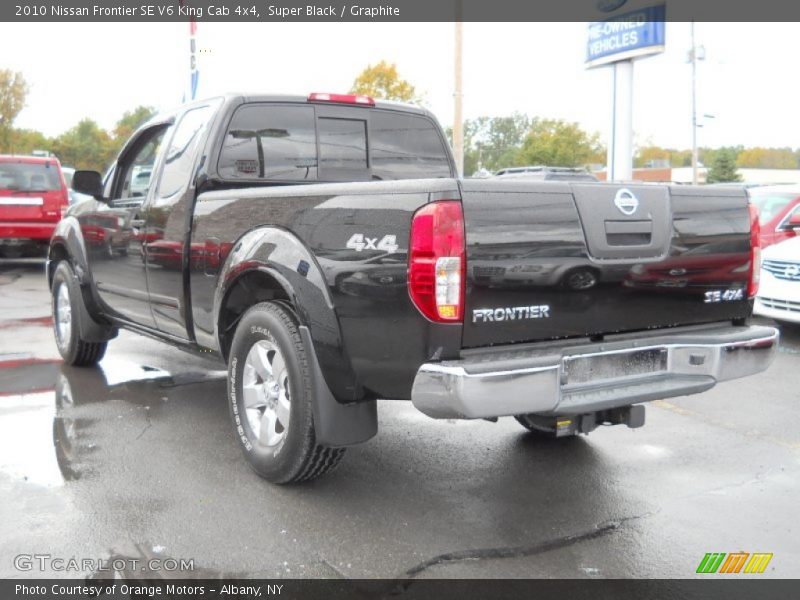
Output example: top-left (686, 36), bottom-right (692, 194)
top-left (49, 93), bottom-right (778, 483)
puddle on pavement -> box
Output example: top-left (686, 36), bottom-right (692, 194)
top-left (0, 357), bottom-right (226, 487)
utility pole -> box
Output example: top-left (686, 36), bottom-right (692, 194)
top-left (690, 22), bottom-right (698, 185)
top-left (453, 7), bottom-right (464, 176)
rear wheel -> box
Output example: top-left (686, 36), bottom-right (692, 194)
top-left (228, 302), bottom-right (345, 483)
top-left (51, 261), bottom-right (107, 366)
top-left (515, 414), bottom-right (569, 439)
top-left (562, 267), bottom-right (599, 291)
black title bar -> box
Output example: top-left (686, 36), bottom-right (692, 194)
top-left (3, 579), bottom-right (800, 600)
top-left (3, 0), bottom-right (800, 22)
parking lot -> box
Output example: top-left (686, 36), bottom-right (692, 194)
top-left (1, 258), bottom-right (798, 579)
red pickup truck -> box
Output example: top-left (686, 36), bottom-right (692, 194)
top-left (0, 154), bottom-right (70, 258)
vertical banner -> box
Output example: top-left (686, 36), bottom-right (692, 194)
top-left (189, 17), bottom-right (199, 100)
top-left (180, 0), bottom-right (199, 101)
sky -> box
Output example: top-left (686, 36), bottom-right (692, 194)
top-left (0, 21), bottom-right (798, 151)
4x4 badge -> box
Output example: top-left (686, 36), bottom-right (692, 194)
top-left (614, 188), bottom-right (639, 216)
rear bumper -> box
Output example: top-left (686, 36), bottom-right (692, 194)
top-left (0, 222), bottom-right (57, 242)
top-left (411, 323), bottom-right (779, 419)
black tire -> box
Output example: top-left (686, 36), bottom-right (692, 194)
top-left (228, 301), bottom-right (345, 484)
top-left (51, 261), bottom-right (107, 366)
top-left (515, 414), bottom-right (568, 438)
top-left (561, 267), bottom-right (599, 291)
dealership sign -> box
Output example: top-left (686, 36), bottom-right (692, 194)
top-left (586, 3), bottom-right (666, 68)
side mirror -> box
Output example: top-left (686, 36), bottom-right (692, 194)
top-left (72, 170), bottom-right (104, 200)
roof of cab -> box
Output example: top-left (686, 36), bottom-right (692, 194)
top-left (163, 93), bottom-right (432, 119)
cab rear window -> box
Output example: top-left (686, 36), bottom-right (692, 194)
top-left (369, 111), bottom-right (451, 179)
top-left (218, 105), bottom-right (318, 181)
top-left (217, 103), bottom-right (452, 182)
top-left (319, 117), bottom-right (368, 172)
top-left (0, 161), bottom-right (62, 192)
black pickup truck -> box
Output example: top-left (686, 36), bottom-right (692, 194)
top-left (50, 93), bottom-right (778, 483)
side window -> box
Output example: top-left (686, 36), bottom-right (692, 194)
top-left (318, 117), bottom-right (368, 173)
top-left (115, 126), bottom-right (170, 201)
top-left (369, 111), bottom-right (452, 179)
top-left (157, 103), bottom-right (217, 198)
top-left (218, 105), bottom-right (317, 180)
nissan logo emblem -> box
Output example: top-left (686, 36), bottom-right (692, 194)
top-left (614, 188), bottom-right (639, 216)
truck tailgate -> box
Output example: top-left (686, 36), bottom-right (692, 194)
top-left (460, 179), bottom-right (753, 348)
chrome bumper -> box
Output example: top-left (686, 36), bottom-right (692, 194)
top-left (411, 324), bottom-right (779, 419)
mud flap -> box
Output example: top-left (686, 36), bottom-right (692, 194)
top-left (299, 326), bottom-right (377, 447)
top-left (75, 286), bottom-right (118, 343)
top-left (60, 263), bottom-right (117, 343)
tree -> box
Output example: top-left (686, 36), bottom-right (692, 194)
top-left (671, 149), bottom-right (692, 167)
top-left (634, 145), bottom-right (671, 168)
top-left (706, 148), bottom-right (741, 183)
top-left (736, 147), bottom-right (796, 169)
top-left (113, 105), bottom-right (156, 143)
top-left (517, 118), bottom-right (604, 168)
top-left (471, 114), bottom-right (532, 173)
top-left (6, 128), bottom-right (48, 155)
top-left (350, 61), bottom-right (419, 103)
top-left (446, 114), bottom-right (534, 175)
top-left (0, 70), bottom-right (29, 151)
top-left (51, 119), bottom-right (114, 171)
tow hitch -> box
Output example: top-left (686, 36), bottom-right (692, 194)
top-left (549, 405), bottom-right (646, 437)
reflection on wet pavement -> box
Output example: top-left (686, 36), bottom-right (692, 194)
top-left (0, 357), bottom-right (61, 396)
top-left (0, 359), bottom-right (226, 488)
top-left (0, 315), bottom-right (53, 330)
top-left (0, 392), bottom-right (63, 487)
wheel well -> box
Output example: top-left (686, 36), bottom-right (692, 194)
top-left (562, 265), bottom-right (601, 280)
top-left (218, 270), bottom-right (292, 360)
top-left (48, 244), bottom-right (69, 288)
top-left (565, 265), bottom-right (600, 275)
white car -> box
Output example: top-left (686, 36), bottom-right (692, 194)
top-left (755, 236), bottom-right (800, 324)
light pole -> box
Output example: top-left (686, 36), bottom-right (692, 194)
top-left (689, 22), bottom-right (706, 185)
top-left (453, 16), bottom-right (464, 176)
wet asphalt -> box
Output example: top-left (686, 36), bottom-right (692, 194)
top-left (0, 259), bottom-right (798, 579)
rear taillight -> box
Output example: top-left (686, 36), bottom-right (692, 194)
top-left (748, 203), bottom-right (761, 298)
top-left (307, 92), bottom-right (375, 106)
top-left (60, 204), bottom-right (69, 220)
top-left (408, 201), bottom-right (465, 322)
